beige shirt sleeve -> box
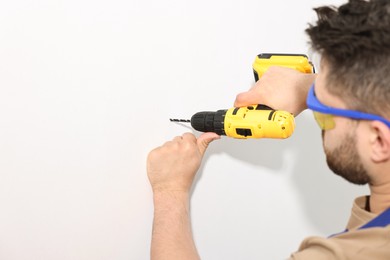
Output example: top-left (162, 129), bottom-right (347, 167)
top-left (290, 227), bottom-right (390, 260)
top-left (289, 236), bottom-right (347, 260)
top-left (288, 197), bottom-right (390, 260)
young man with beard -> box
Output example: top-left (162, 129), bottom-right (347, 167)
top-left (147, 0), bottom-right (390, 259)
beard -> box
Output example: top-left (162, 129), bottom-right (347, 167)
top-left (323, 131), bottom-right (370, 185)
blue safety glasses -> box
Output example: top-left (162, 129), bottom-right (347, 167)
top-left (306, 84), bottom-right (390, 130)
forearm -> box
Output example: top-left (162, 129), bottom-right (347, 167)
top-left (151, 191), bottom-right (200, 260)
top-left (294, 73), bottom-right (317, 115)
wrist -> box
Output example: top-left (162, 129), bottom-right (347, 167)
top-left (295, 73), bottom-right (316, 115)
top-left (153, 190), bottom-right (190, 210)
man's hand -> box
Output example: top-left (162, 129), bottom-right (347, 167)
top-left (147, 132), bottom-right (220, 260)
top-left (234, 66), bottom-right (316, 116)
top-left (147, 132), bottom-right (220, 194)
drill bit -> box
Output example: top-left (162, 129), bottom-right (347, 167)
top-left (170, 118), bottom-right (191, 123)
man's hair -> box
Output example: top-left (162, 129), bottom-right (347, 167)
top-left (306, 0), bottom-right (390, 116)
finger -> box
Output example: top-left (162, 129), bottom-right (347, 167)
top-left (182, 132), bottom-right (197, 142)
top-left (234, 90), bottom-right (263, 107)
top-left (173, 135), bottom-right (183, 142)
top-left (197, 132), bottom-right (220, 156)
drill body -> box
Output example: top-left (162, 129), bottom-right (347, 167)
top-left (188, 53), bottom-right (314, 139)
top-left (191, 105), bottom-right (294, 139)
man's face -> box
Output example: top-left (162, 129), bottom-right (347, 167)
top-left (315, 65), bottom-right (371, 185)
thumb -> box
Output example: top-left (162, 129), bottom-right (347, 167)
top-left (234, 90), bottom-right (262, 107)
top-left (197, 132), bottom-right (220, 156)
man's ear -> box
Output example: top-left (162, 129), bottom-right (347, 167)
top-left (369, 121), bottom-right (390, 163)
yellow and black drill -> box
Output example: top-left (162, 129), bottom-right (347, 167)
top-left (170, 53), bottom-right (314, 139)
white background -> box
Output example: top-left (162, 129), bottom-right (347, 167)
top-left (0, 0), bottom-right (368, 259)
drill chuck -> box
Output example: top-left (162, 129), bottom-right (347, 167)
top-left (190, 110), bottom-right (227, 135)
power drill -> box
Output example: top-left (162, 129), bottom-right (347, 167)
top-left (171, 53), bottom-right (314, 139)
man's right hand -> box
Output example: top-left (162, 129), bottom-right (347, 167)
top-left (234, 66), bottom-right (316, 116)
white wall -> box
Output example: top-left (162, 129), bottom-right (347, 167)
top-left (0, 0), bottom-right (368, 259)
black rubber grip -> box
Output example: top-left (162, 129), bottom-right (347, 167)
top-left (191, 110), bottom-right (227, 135)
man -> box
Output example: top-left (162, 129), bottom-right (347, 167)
top-left (147, 0), bottom-right (390, 259)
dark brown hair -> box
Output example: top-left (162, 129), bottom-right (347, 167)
top-left (306, 0), bottom-right (390, 115)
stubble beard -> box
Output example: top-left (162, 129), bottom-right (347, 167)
top-left (323, 131), bottom-right (371, 185)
